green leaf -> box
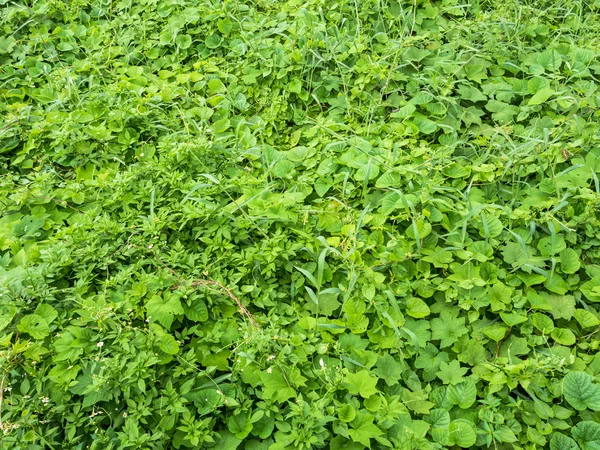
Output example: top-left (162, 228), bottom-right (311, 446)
top-left (34, 304), bottom-right (58, 323)
top-left (213, 431), bottom-right (241, 450)
top-left (373, 354), bottom-right (404, 387)
top-left (217, 19), bottom-right (234, 35)
top-left (447, 380), bottom-right (477, 409)
top-left (538, 236), bottom-right (567, 256)
top-left (448, 419), bottom-right (477, 448)
top-left (427, 409), bottom-right (450, 429)
top-left (532, 313), bottom-right (554, 333)
top-left (551, 328), bottom-right (576, 345)
top-left (17, 314), bottom-right (50, 339)
top-left (529, 87), bottom-right (555, 105)
top-left (159, 334), bottom-right (179, 355)
top-left (390, 104), bottom-right (416, 119)
top-left (560, 249), bottom-right (581, 274)
top-left (550, 432), bottom-right (579, 450)
top-left (413, 116), bottom-right (438, 134)
top-left (544, 294), bottom-right (576, 320)
top-left (563, 371), bottom-right (600, 411)
top-left (343, 370), bottom-right (379, 398)
top-left (175, 34), bottom-right (192, 49)
top-left (146, 294), bottom-right (184, 328)
top-left (436, 360), bottom-right (467, 385)
top-left (494, 426), bottom-right (518, 443)
top-left (0, 307), bottom-right (17, 332)
top-left (431, 311), bottom-right (468, 348)
top-left (574, 309), bottom-right (600, 329)
top-left (348, 412), bottom-right (383, 449)
top-left (261, 368), bottom-right (295, 402)
top-left (338, 404), bottom-right (356, 422)
top-left (406, 297), bottom-right (430, 318)
top-left (573, 421), bottom-right (600, 450)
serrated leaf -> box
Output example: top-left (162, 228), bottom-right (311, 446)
top-left (146, 294), bottom-right (184, 329)
top-left (17, 314), bottom-right (50, 339)
top-left (348, 412), bottom-right (383, 448)
top-left (343, 370), bottom-right (379, 398)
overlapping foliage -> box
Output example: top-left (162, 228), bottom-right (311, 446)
top-left (1, 0), bottom-right (600, 448)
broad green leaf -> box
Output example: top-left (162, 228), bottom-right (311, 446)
top-left (0, 306), bottom-right (17, 332)
top-left (447, 380), bottom-right (477, 408)
top-left (348, 412), bottom-right (383, 448)
top-left (17, 314), bottom-right (50, 340)
top-left (574, 309), bottom-right (600, 329)
top-left (427, 409), bottom-right (450, 429)
top-left (560, 248), bottom-right (581, 274)
top-left (390, 104), bottom-right (415, 119)
top-left (563, 371), bottom-right (600, 411)
top-left (338, 404), bottom-right (356, 422)
top-left (551, 328), bottom-right (576, 345)
top-left (343, 370), bottom-right (379, 398)
top-left (431, 311), bottom-right (468, 348)
top-left (436, 360), bottom-right (467, 385)
top-left (373, 354), bottom-right (404, 387)
top-left (544, 294), bottom-right (576, 320)
top-left (448, 419), bottom-right (477, 448)
top-left (159, 334), bottom-right (179, 355)
top-left (494, 426), bottom-right (518, 443)
top-left (573, 421), bottom-right (600, 450)
top-left (529, 87), bottom-right (555, 105)
top-left (146, 294), bottom-right (184, 329)
top-left (550, 432), bottom-right (579, 450)
top-left (406, 297), bottom-right (430, 318)
top-left (532, 313), bottom-right (554, 333)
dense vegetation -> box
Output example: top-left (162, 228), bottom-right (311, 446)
top-left (1, 0), bottom-right (600, 448)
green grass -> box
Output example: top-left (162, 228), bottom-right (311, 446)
top-left (1, 0), bottom-right (600, 449)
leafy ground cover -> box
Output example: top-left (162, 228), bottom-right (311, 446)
top-left (1, 0), bottom-right (600, 448)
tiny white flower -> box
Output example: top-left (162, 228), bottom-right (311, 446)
top-left (42, 397), bottom-right (50, 404)
top-left (266, 367), bottom-right (272, 374)
top-left (97, 341), bottom-right (104, 348)
top-left (319, 358), bottom-right (325, 369)
top-left (148, 244), bottom-right (153, 249)
top-left (216, 389), bottom-right (223, 395)
top-left (140, 153), bottom-right (144, 157)
top-left (122, 412), bottom-right (127, 418)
